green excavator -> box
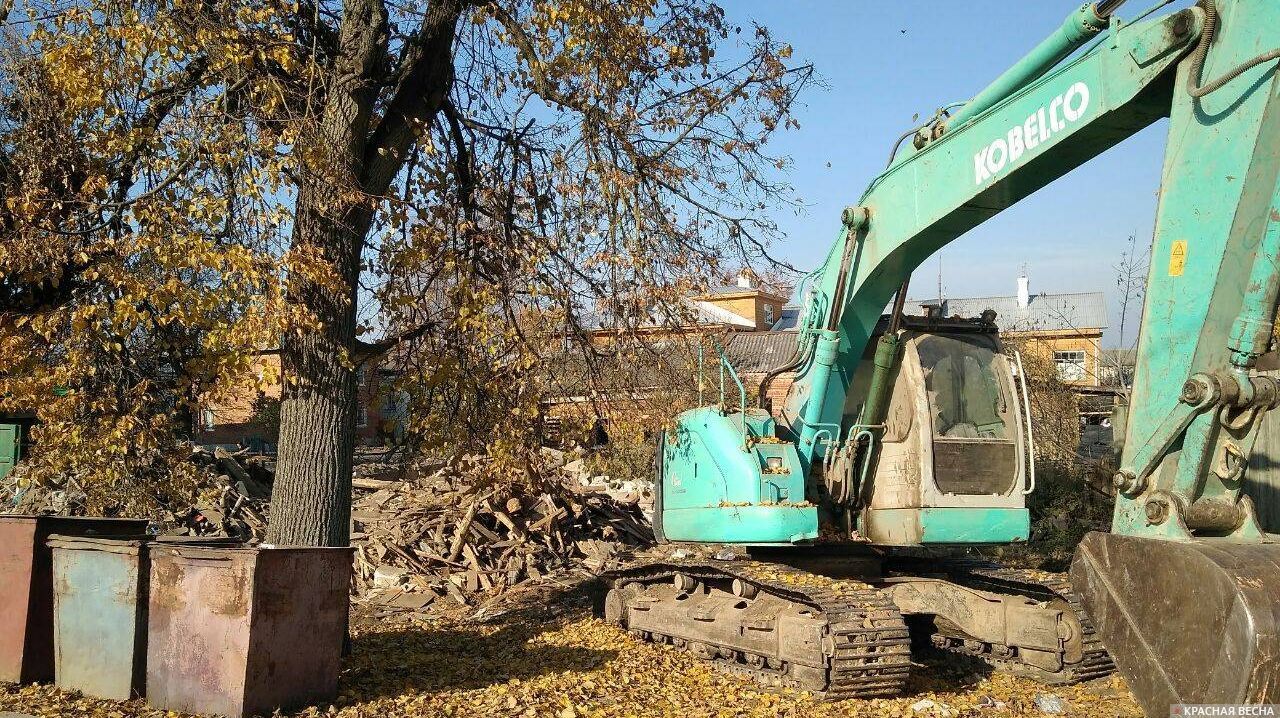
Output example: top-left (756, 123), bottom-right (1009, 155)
top-left (602, 1), bottom-right (1280, 715)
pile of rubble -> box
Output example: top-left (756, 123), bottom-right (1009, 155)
top-left (1, 470), bottom-right (86, 515)
top-left (176, 446), bottom-right (451, 541)
top-left (560, 457), bottom-right (655, 513)
top-left (0, 445), bottom-right (274, 537)
top-left (355, 456), bottom-right (653, 614)
top-left (169, 446), bottom-right (274, 539)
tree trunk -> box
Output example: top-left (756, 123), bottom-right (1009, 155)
top-left (266, 0), bottom-right (387, 547)
top-left (265, 183), bottom-right (371, 546)
top-left (266, 0), bottom-right (463, 546)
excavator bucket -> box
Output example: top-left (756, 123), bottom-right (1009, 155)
top-left (1071, 531), bottom-right (1280, 717)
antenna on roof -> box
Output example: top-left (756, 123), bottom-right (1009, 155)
top-left (937, 253), bottom-right (943, 301)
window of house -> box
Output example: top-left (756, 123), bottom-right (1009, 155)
top-left (763, 303), bottom-right (776, 327)
top-left (356, 401), bottom-right (368, 428)
top-left (1054, 350), bottom-right (1087, 382)
top-left (202, 408), bottom-right (216, 430)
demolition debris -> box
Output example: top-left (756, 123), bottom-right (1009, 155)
top-left (352, 458), bottom-right (653, 613)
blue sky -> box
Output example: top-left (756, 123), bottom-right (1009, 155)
top-left (732, 0), bottom-right (1188, 347)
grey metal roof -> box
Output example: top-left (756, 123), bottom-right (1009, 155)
top-left (772, 305), bottom-right (802, 331)
top-left (909, 292), bottom-right (1108, 333)
top-left (723, 331), bottom-right (800, 374)
top-left (701, 284), bottom-right (752, 296)
top-left (699, 284), bottom-right (790, 300)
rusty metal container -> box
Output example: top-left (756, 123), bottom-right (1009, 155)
top-left (48, 535), bottom-right (152, 700)
top-left (146, 545), bottom-right (352, 718)
top-left (0, 516), bottom-right (149, 684)
top-left (47, 535), bottom-right (245, 701)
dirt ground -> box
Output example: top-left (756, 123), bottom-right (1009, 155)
top-left (0, 579), bottom-right (1142, 718)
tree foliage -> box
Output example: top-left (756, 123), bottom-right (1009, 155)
top-left (1004, 337), bottom-right (1080, 465)
top-left (0, 0), bottom-right (811, 532)
top-left (0, 0), bottom-right (308, 504)
top-left (362, 1), bottom-right (811, 460)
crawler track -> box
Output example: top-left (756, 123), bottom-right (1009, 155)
top-left (605, 559), bottom-right (913, 700)
top-left (893, 559), bottom-right (1116, 684)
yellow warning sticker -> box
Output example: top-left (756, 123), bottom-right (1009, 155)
top-left (1169, 240), bottom-right (1187, 277)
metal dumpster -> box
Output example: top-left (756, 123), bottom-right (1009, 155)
top-left (146, 545), bottom-right (352, 718)
top-left (0, 516), bottom-right (149, 684)
top-left (48, 535), bottom-right (152, 700)
top-left (48, 534), bottom-right (245, 701)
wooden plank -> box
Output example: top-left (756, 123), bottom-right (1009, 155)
top-left (353, 477), bottom-right (402, 490)
top-left (469, 521), bottom-right (503, 544)
top-left (448, 492), bottom-right (493, 562)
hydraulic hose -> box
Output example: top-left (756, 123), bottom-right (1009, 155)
top-left (758, 347), bottom-right (805, 409)
top-left (1094, 0), bottom-right (1129, 18)
top-left (1187, 0), bottom-right (1280, 98)
top-left (885, 123), bottom-right (929, 168)
top-left (758, 272), bottom-right (820, 409)
top-left (761, 224), bottom-right (862, 413)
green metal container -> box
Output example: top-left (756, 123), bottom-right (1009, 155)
top-left (48, 535), bottom-right (152, 700)
top-left (0, 423), bottom-right (19, 481)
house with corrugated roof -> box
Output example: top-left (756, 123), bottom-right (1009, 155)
top-left (539, 272), bottom-right (795, 441)
top-left (584, 270), bottom-right (789, 345)
top-left (692, 275), bottom-right (789, 332)
top-left (910, 275), bottom-right (1108, 387)
top-left (768, 274), bottom-right (1110, 388)
top-left (547, 271), bottom-right (1109, 445)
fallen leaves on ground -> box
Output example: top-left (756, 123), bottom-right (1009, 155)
top-left (0, 604), bottom-right (1143, 718)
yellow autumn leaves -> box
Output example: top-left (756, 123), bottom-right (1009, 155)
top-left (0, 607), bottom-right (1145, 718)
top-left (0, 0), bottom-right (315, 511)
top-left (3, 0), bottom-right (810, 515)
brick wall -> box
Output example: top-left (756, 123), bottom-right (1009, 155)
top-left (742, 371), bottom-right (795, 419)
top-left (1007, 329), bottom-right (1105, 387)
top-left (194, 353), bottom-right (403, 449)
top-left (701, 293), bottom-right (786, 330)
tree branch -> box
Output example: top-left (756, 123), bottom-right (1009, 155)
top-left (362, 0), bottom-right (465, 195)
top-left (441, 99), bottom-right (476, 219)
top-left (293, 0), bottom-right (342, 64)
top-left (111, 56), bottom-right (211, 204)
top-left (483, 3), bottom-right (594, 116)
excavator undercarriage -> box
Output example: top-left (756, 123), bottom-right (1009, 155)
top-left (605, 558), bottom-right (913, 699)
top-left (605, 551), bottom-right (1115, 698)
top-left (891, 559), bottom-right (1114, 684)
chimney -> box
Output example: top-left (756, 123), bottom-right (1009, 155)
top-left (1017, 273), bottom-right (1030, 308)
top-left (736, 269), bottom-right (755, 289)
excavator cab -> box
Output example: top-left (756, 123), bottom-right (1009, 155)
top-left (823, 316), bottom-right (1032, 546)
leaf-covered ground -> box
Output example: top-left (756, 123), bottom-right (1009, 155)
top-left (0, 585), bottom-right (1142, 718)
